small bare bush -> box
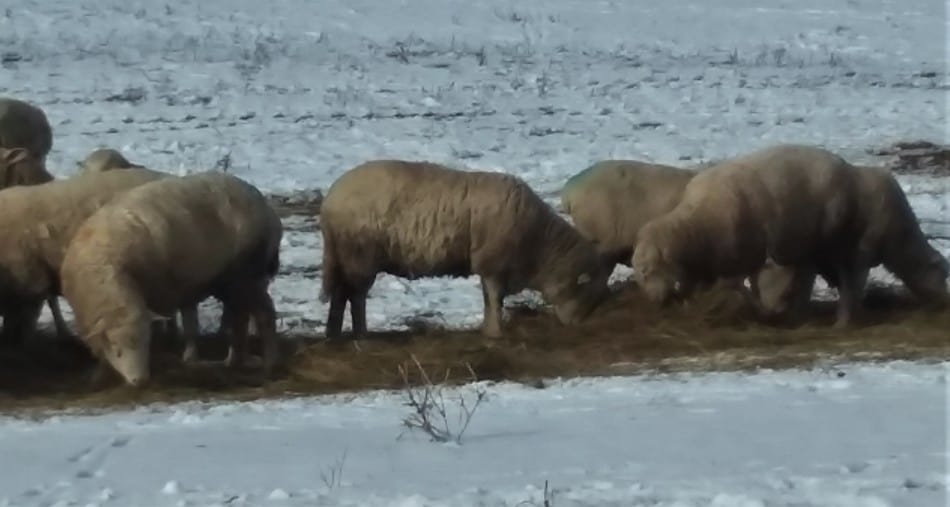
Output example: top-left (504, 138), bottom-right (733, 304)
top-left (320, 449), bottom-right (347, 489)
top-left (398, 354), bottom-right (488, 444)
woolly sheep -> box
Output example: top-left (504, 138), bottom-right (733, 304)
top-left (320, 160), bottom-right (611, 339)
top-left (632, 143), bottom-right (944, 327)
top-left (560, 159), bottom-right (696, 269)
top-left (77, 148), bottom-right (144, 174)
top-left (60, 172), bottom-right (283, 387)
top-left (559, 158), bottom-right (814, 320)
top-left (751, 165), bottom-right (949, 323)
top-left (0, 97), bottom-right (53, 173)
top-left (0, 167), bottom-right (171, 347)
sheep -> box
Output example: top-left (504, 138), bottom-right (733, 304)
top-left (76, 148), bottom-right (144, 174)
top-left (751, 165), bottom-right (949, 323)
top-left (0, 97), bottom-right (53, 174)
top-left (0, 166), bottom-right (171, 347)
top-left (320, 160), bottom-right (611, 339)
top-left (560, 159), bottom-right (696, 270)
top-left (559, 159), bottom-right (806, 319)
top-left (0, 146), bottom-right (54, 187)
top-left (60, 172), bottom-right (283, 387)
top-left (632, 143), bottom-right (947, 327)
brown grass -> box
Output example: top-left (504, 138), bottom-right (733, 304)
top-left (1, 282), bottom-right (946, 416)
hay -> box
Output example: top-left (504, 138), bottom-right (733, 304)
top-left (0, 282), bottom-right (947, 415)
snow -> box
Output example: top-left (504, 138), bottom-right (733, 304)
top-left (0, 360), bottom-right (946, 506)
top-left (1, 0), bottom-right (948, 504)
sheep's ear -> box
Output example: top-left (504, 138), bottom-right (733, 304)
top-left (576, 273), bottom-right (591, 285)
top-left (1, 148), bottom-right (29, 166)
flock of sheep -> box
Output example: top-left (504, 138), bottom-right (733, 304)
top-left (1, 95), bottom-right (948, 390)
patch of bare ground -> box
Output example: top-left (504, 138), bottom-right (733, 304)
top-left (870, 140), bottom-right (950, 176)
top-left (266, 188), bottom-right (323, 218)
top-left (0, 282), bottom-right (946, 416)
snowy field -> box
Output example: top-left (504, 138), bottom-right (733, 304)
top-left (2, 0), bottom-right (948, 335)
top-left (0, 361), bottom-right (946, 506)
top-left (1, 0), bottom-right (948, 504)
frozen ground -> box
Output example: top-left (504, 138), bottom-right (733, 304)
top-left (0, 360), bottom-right (946, 506)
top-left (2, 0), bottom-right (948, 335)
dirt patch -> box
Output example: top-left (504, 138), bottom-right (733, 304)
top-left (267, 189), bottom-right (323, 218)
top-left (1, 283), bottom-right (946, 416)
top-left (870, 140), bottom-right (950, 176)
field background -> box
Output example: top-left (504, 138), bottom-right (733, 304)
top-left (0, 0), bottom-right (947, 505)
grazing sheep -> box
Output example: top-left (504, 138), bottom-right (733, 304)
top-left (0, 97), bottom-right (53, 172)
top-left (60, 172), bottom-right (283, 387)
top-left (633, 144), bottom-right (947, 327)
top-left (0, 167), bottom-right (171, 346)
top-left (77, 148), bottom-right (144, 174)
top-left (320, 160), bottom-right (611, 339)
top-left (560, 159), bottom-right (696, 269)
top-left (751, 166), bottom-right (949, 323)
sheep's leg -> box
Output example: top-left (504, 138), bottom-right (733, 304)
top-left (165, 313), bottom-right (179, 342)
top-left (0, 301), bottom-right (44, 347)
top-left (480, 277), bottom-right (506, 338)
top-left (47, 297), bottom-right (71, 339)
top-left (325, 288), bottom-right (347, 340)
top-left (834, 264), bottom-right (869, 328)
top-left (180, 304), bottom-right (200, 364)
top-left (250, 288), bottom-right (279, 375)
top-left (223, 304), bottom-right (251, 368)
top-left (349, 284), bottom-right (370, 338)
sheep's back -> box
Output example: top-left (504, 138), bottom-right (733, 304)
top-left (70, 172), bottom-right (278, 311)
top-left (321, 161), bottom-right (479, 277)
top-left (561, 160), bottom-right (694, 251)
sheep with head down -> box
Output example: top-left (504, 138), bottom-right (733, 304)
top-left (633, 143), bottom-right (948, 327)
top-left (72, 147), bottom-right (190, 343)
top-left (0, 164), bottom-right (172, 347)
top-left (60, 172), bottom-right (283, 387)
top-left (320, 160), bottom-right (611, 339)
top-left (751, 165), bottom-right (949, 324)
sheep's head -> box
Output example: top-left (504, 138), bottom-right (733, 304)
top-left (77, 148), bottom-right (143, 174)
top-left (0, 147), bottom-right (54, 188)
top-left (754, 262), bottom-right (802, 317)
top-left (900, 247), bottom-right (950, 304)
top-left (547, 248), bottom-right (611, 326)
top-left (97, 324), bottom-right (152, 388)
top-left (631, 232), bottom-right (683, 305)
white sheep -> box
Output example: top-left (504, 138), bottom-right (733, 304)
top-left (0, 167), bottom-right (170, 346)
top-left (320, 159), bottom-right (611, 338)
top-left (60, 172), bottom-right (283, 387)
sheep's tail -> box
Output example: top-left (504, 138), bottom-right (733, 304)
top-left (319, 226), bottom-right (341, 304)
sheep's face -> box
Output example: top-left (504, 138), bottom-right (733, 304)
top-left (754, 262), bottom-right (801, 317)
top-left (550, 254), bottom-right (611, 326)
top-left (901, 248), bottom-right (949, 303)
top-left (0, 147), bottom-right (53, 188)
top-left (99, 328), bottom-right (151, 387)
top-left (632, 242), bottom-right (680, 304)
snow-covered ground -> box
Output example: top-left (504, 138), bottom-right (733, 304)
top-left (2, 0), bottom-right (948, 335)
top-left (1, 0), bottom-right (948, 504)
top-left (0, 360), bottom-right (946, 506)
